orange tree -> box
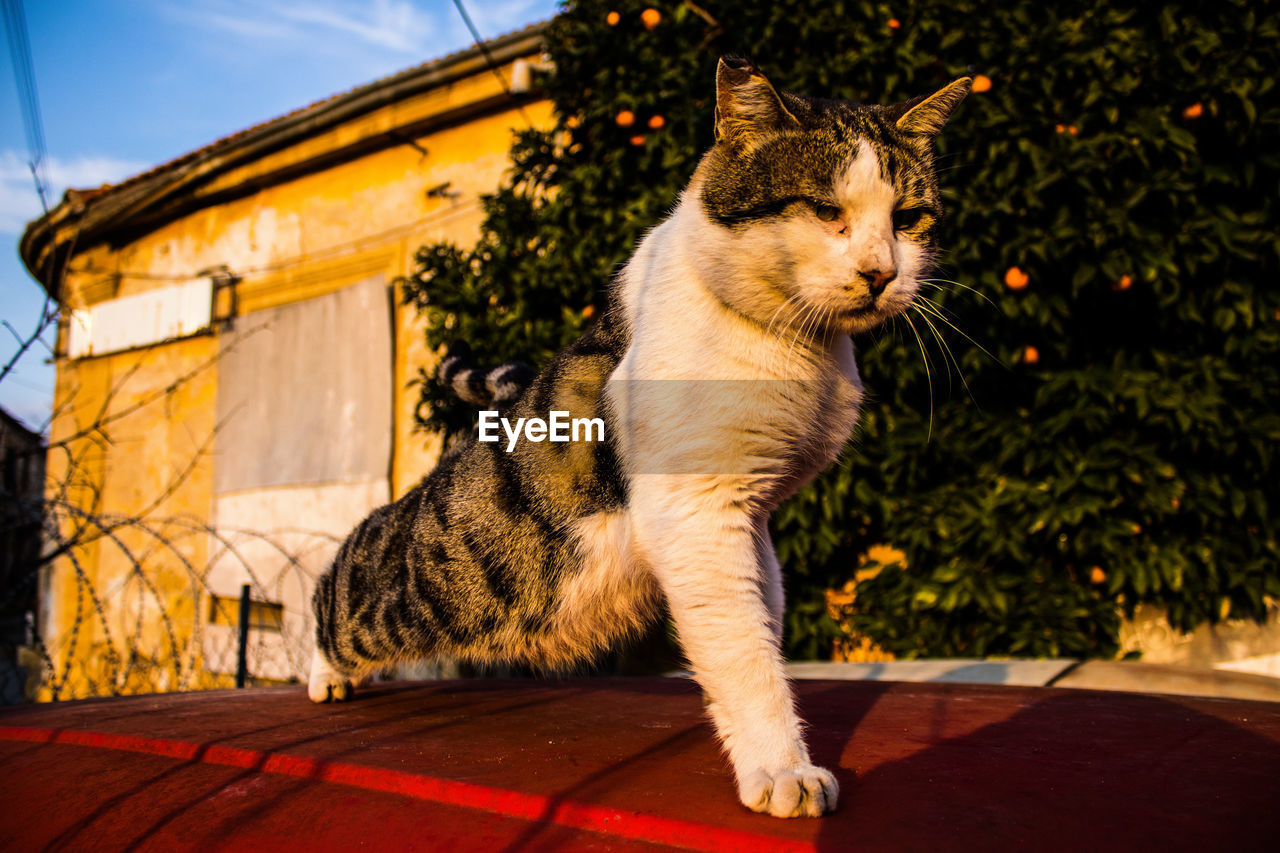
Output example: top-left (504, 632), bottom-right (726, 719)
top-left (400, 0), bottom-right (1280, 659)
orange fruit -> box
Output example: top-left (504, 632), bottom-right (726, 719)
top-left (582, 305), bottom-right (596, 319)
top-left (647, 114), bottom-right (665, 130)
top-left (971, 74), bottom-right (992, 93)
top-left (615, 109), bottom-right (635, 128)
top-left (641, 8), bottom-right (661, 30)
top-left (865, 544), bottom-right (907, 566)
top-left (888, 18), bottom-right (901, 29)
top-left (1067, 125), bottom-right (1079, 136)
top-left (1132, 523), bottom-right (1143, 534)
top-left (629, 134), bottom-right (646, 146)
top-left (1022, 345), bottom-right (1040, 365)
top-left (1004, 266), bottom-right (1029, 290)
top-left (606, 11), bottom-right (620, 26)
top-left (1055, 123), bottom-right (1066, 133)
top-left (1090, 566), bottom-right (1106, 585)
top-left (1183, 102), bottom-right (1203, 119)
top-left (1113, 274), bottom-right (1133, 292)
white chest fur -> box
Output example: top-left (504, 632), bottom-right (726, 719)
top-left (608, 195), bottom-right (864, 508)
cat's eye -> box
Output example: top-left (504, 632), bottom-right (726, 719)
top-left (892, 207), bottom-right (928, 232)
top-left (814, 204), bottom-right (841, 222)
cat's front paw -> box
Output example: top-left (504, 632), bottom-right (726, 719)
top-left (739, 765), bottom-right (839, 818)
top-left (307, 648), bottom-right (354, 703)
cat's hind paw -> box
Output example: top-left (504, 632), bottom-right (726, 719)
top-left (739, 765), bottom-right (839, 818)
top-left (307, 648), bottom-right (354, 703)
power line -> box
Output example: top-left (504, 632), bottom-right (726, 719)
top-left (2, 0), bottom-right (50, 212)
top-left (450, 0), bottom-right (531, 127)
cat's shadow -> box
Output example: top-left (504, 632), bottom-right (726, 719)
top-left (808, 685), bottom-right (1280, 852)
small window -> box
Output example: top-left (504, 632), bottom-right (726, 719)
top-left (208, 595), bottom-right (284, 632)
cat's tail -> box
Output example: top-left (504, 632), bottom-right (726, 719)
top-left (439, 341), bottom-right (535, 407)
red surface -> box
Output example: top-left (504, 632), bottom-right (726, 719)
top-left (2, 678), bottom-right (1278, 851)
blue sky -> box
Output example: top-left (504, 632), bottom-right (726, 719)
top-left (0, 0), bottom-right (562, 432)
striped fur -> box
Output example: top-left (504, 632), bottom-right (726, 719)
top-left (437, 341), bottom-right (535, 407)
top-left (311, 57), bottom-right (968, 819)
top-left (312, 312), bottom-right (636, 679)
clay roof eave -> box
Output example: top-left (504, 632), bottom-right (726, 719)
top-left (19, 23), bottom-right (548, 299)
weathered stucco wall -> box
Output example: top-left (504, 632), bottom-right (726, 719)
top-left (42, 334), bottom-right (219, 696)
top-left (38, 52), bottom-right (553, 698)
top-left (1121, 603), bottom-right (1280, 678)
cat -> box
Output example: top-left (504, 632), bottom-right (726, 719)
top-left (309, 55), bottom-right (970, 819)
top-left (437, 340), bottom-right (535, 408)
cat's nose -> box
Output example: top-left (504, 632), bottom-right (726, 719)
top-left (859, 267), bottom-right (897, 296)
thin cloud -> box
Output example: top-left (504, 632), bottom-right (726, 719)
top-left (272, 0), bottom-right (435, 52)
top-left (0, 151), bottom-right (147, 234)
top-left (165, 0), bottom-right (443, 54)
top-left (180, 8), bottom-right (299, 41)
top-left (456, 0), bottom-right (555, 39)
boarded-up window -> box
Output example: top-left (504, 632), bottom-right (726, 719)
top-left (207, 275), bottom-right (392, 681)
top-left (214, 276), bottom-right (391, 493)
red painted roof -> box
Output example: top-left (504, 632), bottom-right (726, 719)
top-left (2, 678), bottom-right (1278, 851)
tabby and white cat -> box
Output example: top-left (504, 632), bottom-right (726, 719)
top-left (309, 56), bottom-right (969, 818)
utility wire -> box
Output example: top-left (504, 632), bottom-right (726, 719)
top-left (450, 0), bottom-right (531, 127)
top-left (2, 0), bottom-right (50, 212)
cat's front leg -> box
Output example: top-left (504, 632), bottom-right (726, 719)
top-left (756, 523), bottom-right (786, 647)
top-left (632, 488), bottom-right (837, 817)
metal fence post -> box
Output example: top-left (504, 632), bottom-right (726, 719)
top-left (235, 584), bottom-right (250, 688)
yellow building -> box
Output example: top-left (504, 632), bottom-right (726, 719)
top-left (20, 26), bottom-right (552, 699)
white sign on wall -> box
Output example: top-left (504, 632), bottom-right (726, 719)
top-left (67, 277), bottom-right (214, 359)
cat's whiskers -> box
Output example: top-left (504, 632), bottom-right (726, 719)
top-left (910, 301), bottom-right (974, 404)
top-left (820, 305), bottom-right (838, 350)
top-left (919, 277), bottom-right (997, 309)
top-left (930, 151), bottom-right (969, 178)
top-left (763, 293), bottom-right (804, 337)
top-left (802, 300), bottom-right (837, 363)
top-left (873, 316), bottom-right (893, 350)
top-left (761, 293), bottom-right (808, 372)
top-left (900, 309), bottom-right (934, 441)
top-left (782, 301), bottom-right (818, 374)
top-left (775, 297), bottom-right (822, 376)
top-left (913, 293), bottom-right (1000, 366)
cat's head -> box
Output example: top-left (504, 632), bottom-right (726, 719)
top-left (693, 56), bottom-right (970, 337)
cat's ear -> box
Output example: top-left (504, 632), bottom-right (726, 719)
top-left (714, 56), bottom-right (799, 143)
top-left (892, 77), bottom-right (972, 137)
